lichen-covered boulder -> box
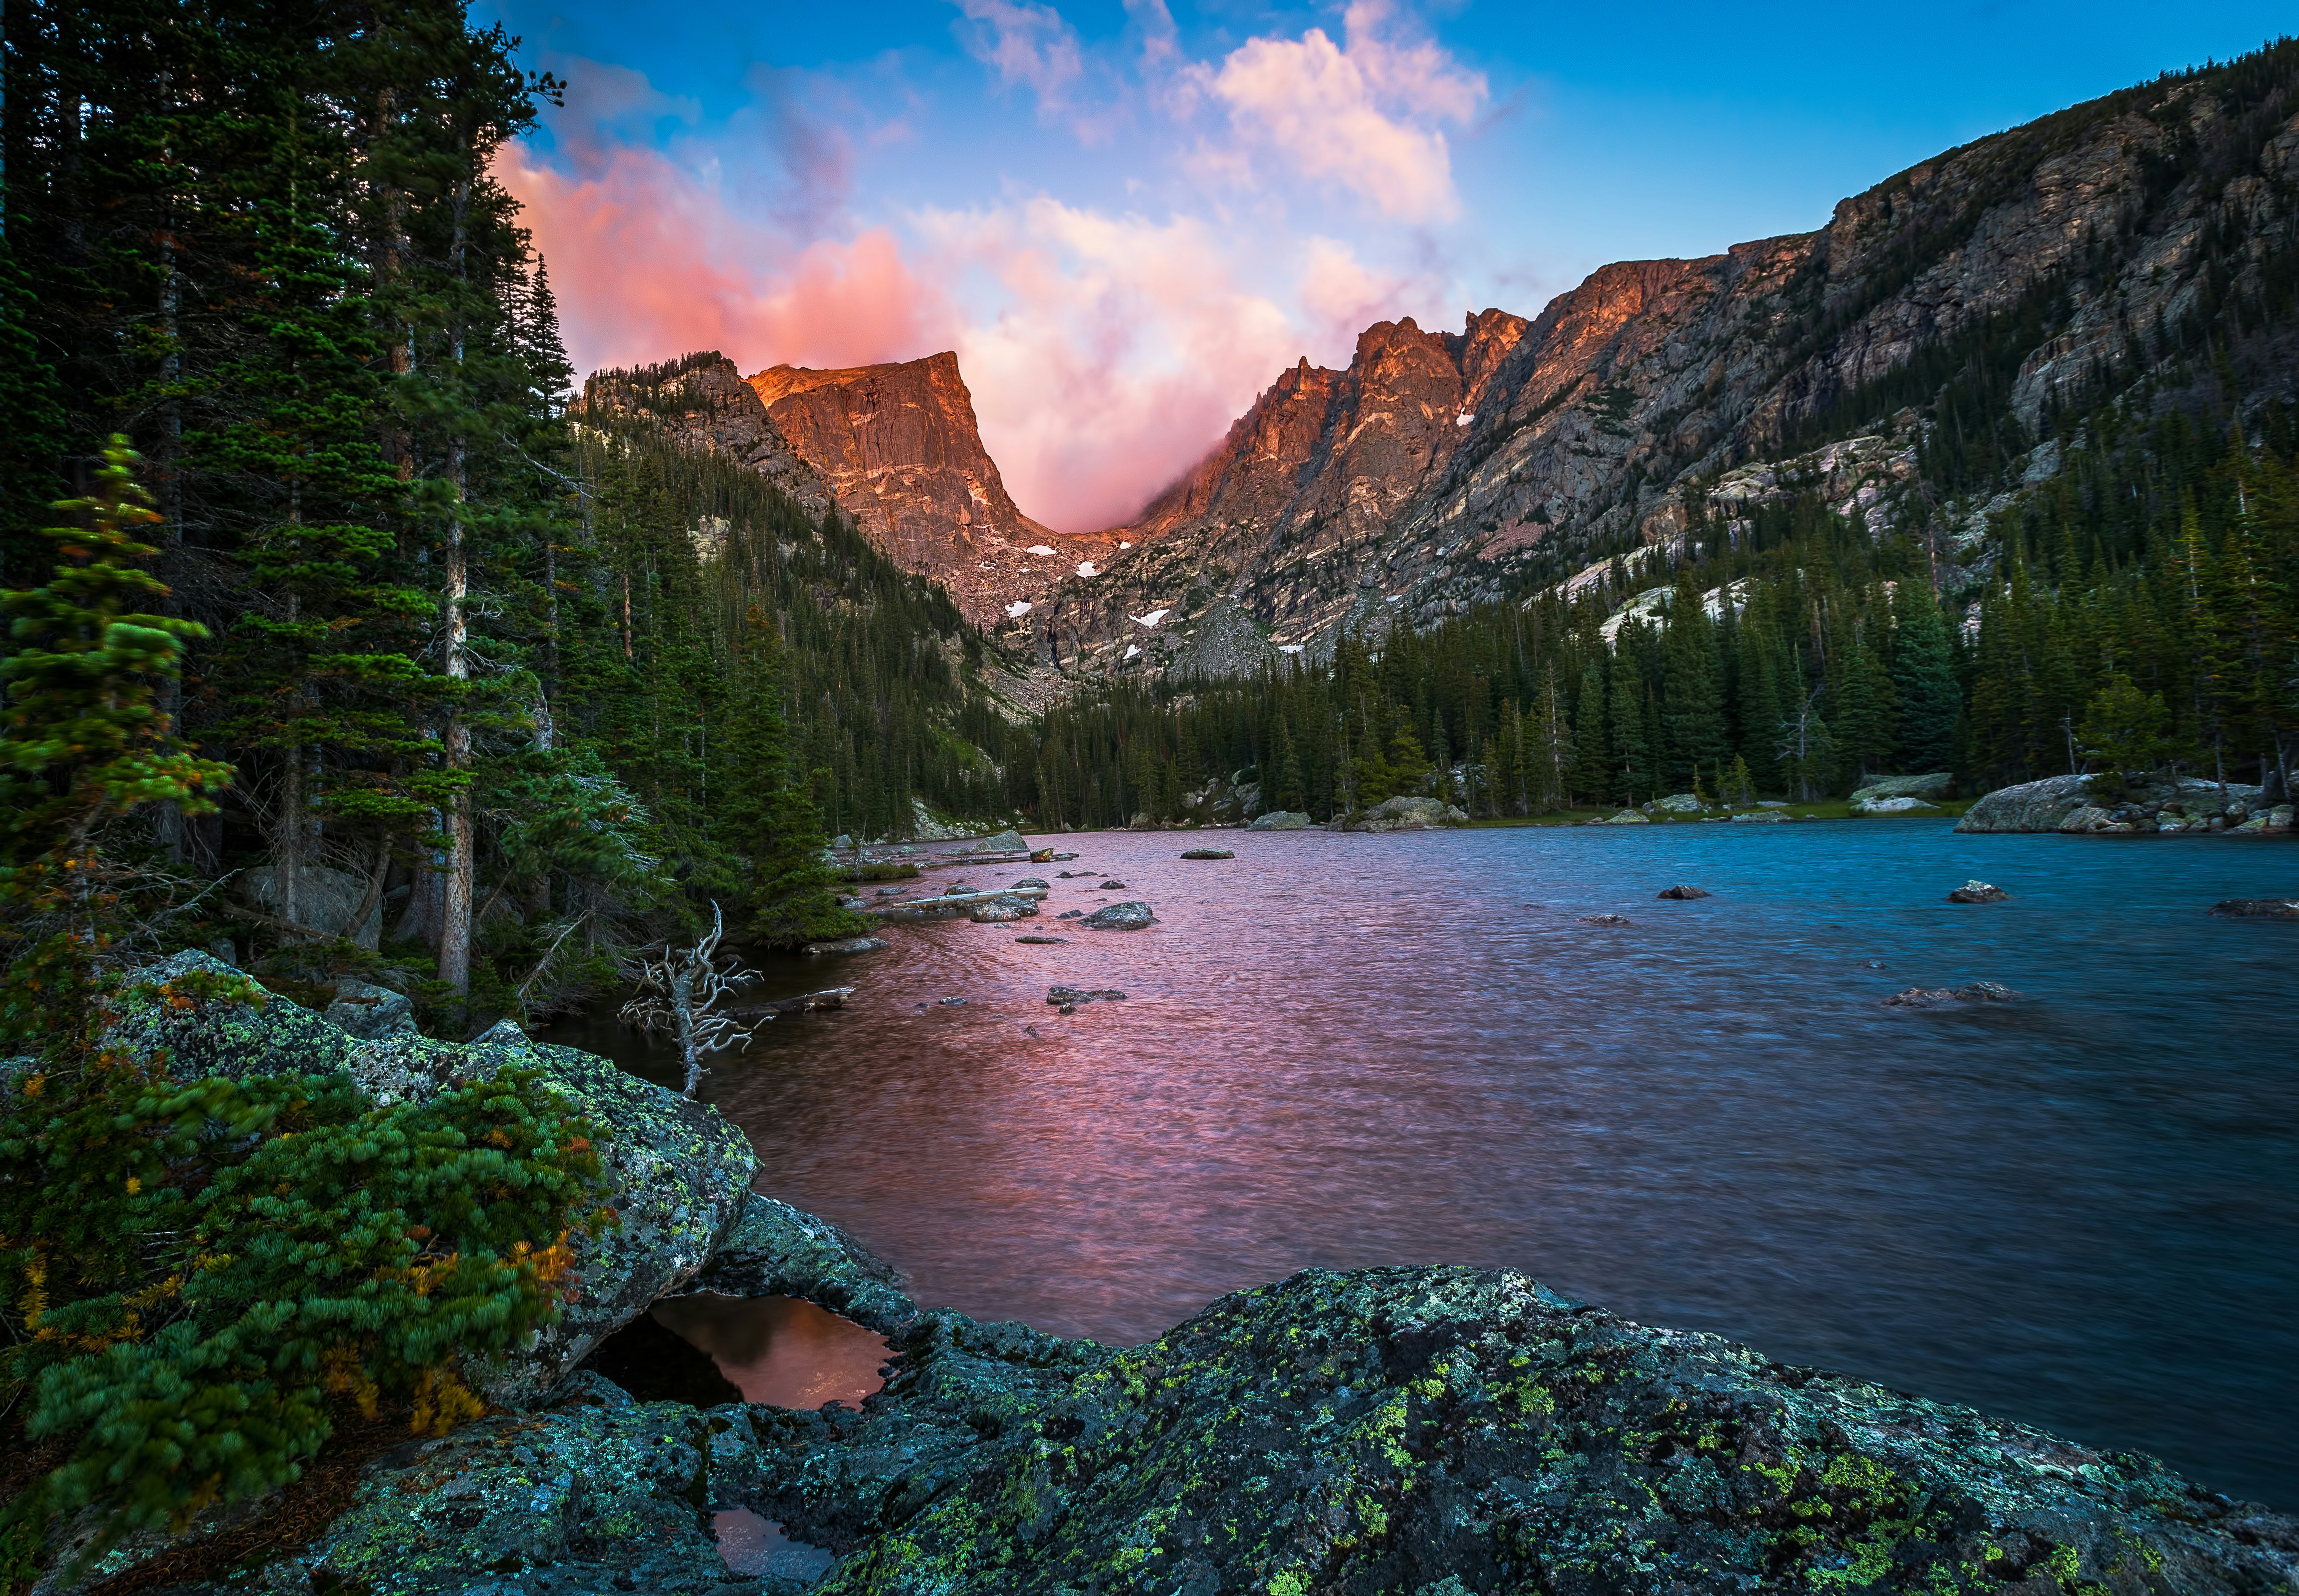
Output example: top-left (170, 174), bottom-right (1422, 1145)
top-left (694, 1195), bottom-right (918, 1337)
top-left (1850, 772), bottom-right (1954, 804)
top-left (1349, 795), bottom-right (1470, 832)
top-left (239, 1375), bottom-right (777, 1596)
top-left (109, 952), bottom-right (757, 1407)
top-left (1956, 774), bottom-right (2095, 832)
top-left (810, 1266), bottom-right (2299, 1596)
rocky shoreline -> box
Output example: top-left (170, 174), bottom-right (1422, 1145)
top-left (29, 958), bottom-right (2299, 1596)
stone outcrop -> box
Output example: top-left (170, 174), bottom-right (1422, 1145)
top-left (1958, 774), bottom-right (2278, 834)
top-left (579, 354), bottom-right (833, 521)
top-left (1342, 795), bottom-right (1471, 832)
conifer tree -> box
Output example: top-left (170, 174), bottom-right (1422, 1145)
top-left (719, 609), bottom-right (864, 950)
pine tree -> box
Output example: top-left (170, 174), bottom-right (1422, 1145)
top-left (1890, 586), bottom-right (1960, 774)
top-left (719, 609), bottom-right (864, 949)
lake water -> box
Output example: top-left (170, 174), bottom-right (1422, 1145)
top-left (545, 820), bottom-right (2299, 1510)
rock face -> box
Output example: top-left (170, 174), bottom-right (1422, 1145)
top-left (579, 354), bottom-right (834, 522)
top-left (746, 355), bottom-right (1116, 630)
top-left (1852, 773), bottom-right (1955, 804)
top-left (109, 952), bottom-right (756, 1408)
top-left (236, 863), bottom-right (384, 947)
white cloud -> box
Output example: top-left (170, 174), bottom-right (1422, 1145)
top-left (1192, 0), bottom-right (1486, 222)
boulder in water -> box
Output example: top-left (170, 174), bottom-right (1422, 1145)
top-left (1883, 981), bottom-right (2025, 1007)
top-left (1656, 884), bottom-right (1711, 900)
top-left (1047, 985), bottom-right (1128, 1006)
top-left (1647, 792), bottom-right (1705, 814)
top-left (2209, 898), bottom-right (2299, 918)
top-left (1082, 901), bottom-right (1155, 930)
top-left (1578, 913), bottom-right (1633, 926)
top-left (1098, 879), bottom-right (1129, 890)
top-left (1947, 879), bottom-right (2012, 903)
top-left (1249, 810), bottom-right (1312, 830)
top-left (1852, 793), bottom-right (1943, 816)
top-left (1180, 847), bottom-right (1234, 860)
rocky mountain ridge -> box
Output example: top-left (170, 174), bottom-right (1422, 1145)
top-left (1015, 51), bottom-right (2299, 677)
top-left (600, 50), bottom-right (2299, 684)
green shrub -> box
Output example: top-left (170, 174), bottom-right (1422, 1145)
top-left (0, 969), bottom-right (608, 1565)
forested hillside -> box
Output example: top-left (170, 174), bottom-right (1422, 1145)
top-left (0, 2), bottom-right (1028, 1039)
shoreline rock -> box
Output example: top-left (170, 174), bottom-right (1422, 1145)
top-left (1958, 772), bottom-right (2281, 834)
top-left (1081, 900), bottom-right (1155, 930)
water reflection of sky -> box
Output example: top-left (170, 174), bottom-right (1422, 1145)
top-left (547, 821), bottom-right (2299, 1509)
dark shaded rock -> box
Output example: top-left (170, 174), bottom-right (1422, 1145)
top-left (323, 977), bottom-right (417, 1040)
top-left (1097, 879), bottom-right (1128, 890)
top-left (1948, 879), bottom-right (2012, 903)
top-left (2209, 898), bottom-right (2299, 918)
top-left (580, 1308), bottom-right (742, 1407)
top-left (1179, 848), bottom-right (1234, 860)
top-left (1883, 982), bottom-right (2025, 1008)
top-left (792, 1267), bottom-right (2299, 1596)
top-left (1656, 884), bottom-right (1711, 900)
top-left (1010, 877), bottom-right (1051, 889)
top-left (1046, 986), bottom-right (1127, 1006)
top-left (1057, 909), bottom-right (1083, 919)
top-left (1081, 901), bottom-right (1155, 930)
top-left (1013, 935), bottom-right (1070, 944)
top-left (1577, 913), bottom-right (1633, 925)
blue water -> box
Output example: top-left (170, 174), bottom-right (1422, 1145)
top-left (550, 820), bottom-right (2299, 1508)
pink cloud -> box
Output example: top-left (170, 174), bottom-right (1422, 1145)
top-left (500, 142), bottom-right (955, 375)
top-left (922, 199), bottom-right (1307, 531)
top-left (1195, 0), bottom-right (1486, 222)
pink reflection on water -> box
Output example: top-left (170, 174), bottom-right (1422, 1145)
top-left (651, 1293), bottom-right (889, 1409)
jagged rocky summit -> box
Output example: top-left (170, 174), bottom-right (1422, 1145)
top-left (39, 958), bottom-right (2299, 1596)
top-left (585, 350), bottom-right (1111, 631)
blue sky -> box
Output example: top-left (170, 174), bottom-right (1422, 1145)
top-left (481, 0), bottom-right (2294, 529)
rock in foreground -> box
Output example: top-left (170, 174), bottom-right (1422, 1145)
top-left (812, 1268), bottom-right (2299, 1596)
top-left (1948, 880), bottom-right (2012, 904)
top-left (1656, 884), bottom-right (1712, 900)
